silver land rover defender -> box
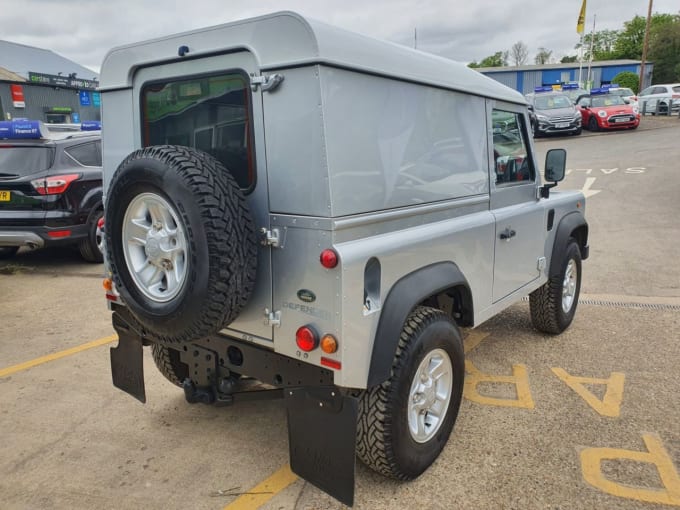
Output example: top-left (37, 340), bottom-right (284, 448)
top-left (100, 12), bottom-right (588, 506)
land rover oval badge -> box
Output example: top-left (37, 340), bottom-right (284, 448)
top-left (297, 289), bottom-right (316, 303)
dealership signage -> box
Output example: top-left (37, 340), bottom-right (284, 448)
top-left (10, 84), bottom-right (25, 108)
top-left (28, 72), bottom-right (99, 90)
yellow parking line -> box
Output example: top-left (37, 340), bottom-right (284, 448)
top-left (222, 464), bottom-right (298, 510)
top-left (0, 334), bottom-right (117, 378)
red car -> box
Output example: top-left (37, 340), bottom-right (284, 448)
top-left (576, 92), bottom-right (640, 131)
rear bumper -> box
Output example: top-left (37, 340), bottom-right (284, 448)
top-left (0, 231), bottom-right (45, 248)
top-left (0, 224), bottom-right (88, 248)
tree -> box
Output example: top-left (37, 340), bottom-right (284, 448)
top-left (612, 71), bottom-right (639, 93)
top-left (576, 29), bottom-right (619, 61)
top-left (468, 51), bottom-right (508, 68)
top-left (535, 48), bottom-right (553, 65)
top-left (560, 55), bottom-right (578, 63)
top-left (648, 17), bottom-right (680, 83)
top-left (510, 41), bottom-right (529, 66)
top-left (614, 13), bottom-right (676, 59)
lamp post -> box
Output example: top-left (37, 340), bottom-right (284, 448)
top-left (638, 0), bottom-right (653, 92)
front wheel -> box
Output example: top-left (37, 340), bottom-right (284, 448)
top-left (588, 117), bottom-right (599, 132)
top-left (356, 306), bottom-right (464, 480)
top-left (530, 238), bottom-right (582, 334)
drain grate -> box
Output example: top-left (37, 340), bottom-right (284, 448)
top-left (577, 298), bottom-right (680, 311)
top-left (522, 296), bottom-right (680, 311)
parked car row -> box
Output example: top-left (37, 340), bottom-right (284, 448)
top-left (526, 84), bottom-right (642, 137)
top-left (0, 119), bottom-right (103, 262)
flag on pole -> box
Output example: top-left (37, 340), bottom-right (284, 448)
top-left (577, 0), bottom-right (587, 34)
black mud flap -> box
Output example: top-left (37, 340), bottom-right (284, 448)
top-left (110, 312), bottom-right (146, 403)
top-left (285, 387), bottom-right (358, 507)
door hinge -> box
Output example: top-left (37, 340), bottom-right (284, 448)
top-left (250, 73), bottom-right (284, 92)
top-left (264, 309), bottom-right (281, 327)
top-left (260, 227), bottom-right (281, 248)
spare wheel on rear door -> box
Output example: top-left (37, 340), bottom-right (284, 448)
top-left (105, 145), bottom-right (257, 344)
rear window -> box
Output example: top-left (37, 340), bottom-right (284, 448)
top-left (65, 141), bottom-right (102, 167)
top-left (0, 146), bottom-right (53, 177)
top-left (673, 86), bottom-right (680, 93)
top-left (141, 73), bottom-right (254, 190)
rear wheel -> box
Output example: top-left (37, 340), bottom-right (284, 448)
top-left (356, 306), bottom-right (464, 480)
top-left (530, 238), bottom-right (582, 334)
top-left (0, 247), bottom-right (19, 259)
top-left (79, 208), bottom-right (104, 263)
top-left (151, 344), bottom-right (189, 386)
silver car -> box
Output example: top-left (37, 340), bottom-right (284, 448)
top-left (525, 90), bottom-right (582, 136)
top-left (638, 83), bottom-right (680, 114)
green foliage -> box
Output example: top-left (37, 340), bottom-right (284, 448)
top-left (469, 51), bottom-right (509, 68)
top-left (576, 29), bottom-right (619, 61)
top-left (649, 18), bottom-right (680, 83)
top-left (614, 13), bottom-right (676, 59)
top-left (612, 71), bottom-right (639, 93)
top-left (561, 55), bottom-right (578, 63)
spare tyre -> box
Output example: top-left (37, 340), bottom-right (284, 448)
top-left (105, 145), bottom-right (257, 344)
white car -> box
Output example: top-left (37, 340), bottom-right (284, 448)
top-left (607, 87), bottom-right (638, 109)
top-left (638, 83), bottom-right (680, 114)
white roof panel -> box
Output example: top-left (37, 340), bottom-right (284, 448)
top-left (100, 11), bottom-right (524, 104)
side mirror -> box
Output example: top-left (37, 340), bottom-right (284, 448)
top-left (527, 105), bottom-right (534, 111)
top-left (540, 148), bottom-right (566, 198)
top-left (545, 148), bottom-right (566, 182)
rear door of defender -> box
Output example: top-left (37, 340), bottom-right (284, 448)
top-left (132, 52), bottom-right (273, 343)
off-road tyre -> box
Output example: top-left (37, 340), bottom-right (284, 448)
top-left (79, 207), bottom-right (104, 263)
top-left (151, 344), bottom-right (190, 386)
top-left (105, 146), bottom-right (257, 344)
top-left (0, 247), bottom-right (19, 259)
top-left (356, 306), bottom-right (465, 480)
top-left (530, 238), bottom-right (582, 334)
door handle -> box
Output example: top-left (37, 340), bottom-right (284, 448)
top-left (500, 228), bottom-right (516, 240)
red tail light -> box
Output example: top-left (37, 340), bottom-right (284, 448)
top-left (296, 326), bottom-right (319, 352)
top-left (320, 249), bottom-right (338, 269)
top-left (31, 173), bottom-right (81, 195)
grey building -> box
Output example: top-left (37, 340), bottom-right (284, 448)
top-left (0, 40), bottom-right (100, 124)
top-left (477, 60), bottom-right (653, 95)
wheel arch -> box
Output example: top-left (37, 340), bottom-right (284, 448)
top-left (366, 261), bottom-right (473, 387)
top-left (549, 211), bottom-right (588, 279)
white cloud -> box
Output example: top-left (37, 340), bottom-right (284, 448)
top-left (2, 0), bottom-right (678, 72)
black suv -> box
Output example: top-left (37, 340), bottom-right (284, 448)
top-left (0, 121), bottom-right (103, 262)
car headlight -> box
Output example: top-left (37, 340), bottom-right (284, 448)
top-left (633, 106), bottom-right (639, 114)
top-left (536, 114), bottom-right (548, 121)
top-left (598, 110), bottom-right (607, 118)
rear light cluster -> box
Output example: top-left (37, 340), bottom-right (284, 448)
top-left (295, 327), bottom-right (340, 370)
top-left (31, 173), bottom-right (81, 195)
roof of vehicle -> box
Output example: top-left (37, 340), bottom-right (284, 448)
top-left (100, 11), bottom-right (525, 105)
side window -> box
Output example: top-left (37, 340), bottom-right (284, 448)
top-left (491, 109), bottom-right (534, 185)
top-left (142, 73), bottom-right (254, 190)
top-left (577, 97), bottom-right (590, 107)
top-left (65, 142), bottom-right (101, 167)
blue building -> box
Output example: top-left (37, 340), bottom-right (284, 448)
top-left (477, 60), bottom-right (653, 95)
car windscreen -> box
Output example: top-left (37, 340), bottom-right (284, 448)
top-left (534, 95), bottom-right (572, 110)
top-left (0, 146), bottom-right (54, 178)
top-left (609, 88), bottom-right (634, 97)
top-left (591, 95), bottom-right (626, 107)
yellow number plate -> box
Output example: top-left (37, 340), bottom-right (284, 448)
top-left (0, 191), bottom-right (11, 202)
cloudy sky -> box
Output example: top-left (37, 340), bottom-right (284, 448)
top-left (3, 0), bottom-right (679, 74)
